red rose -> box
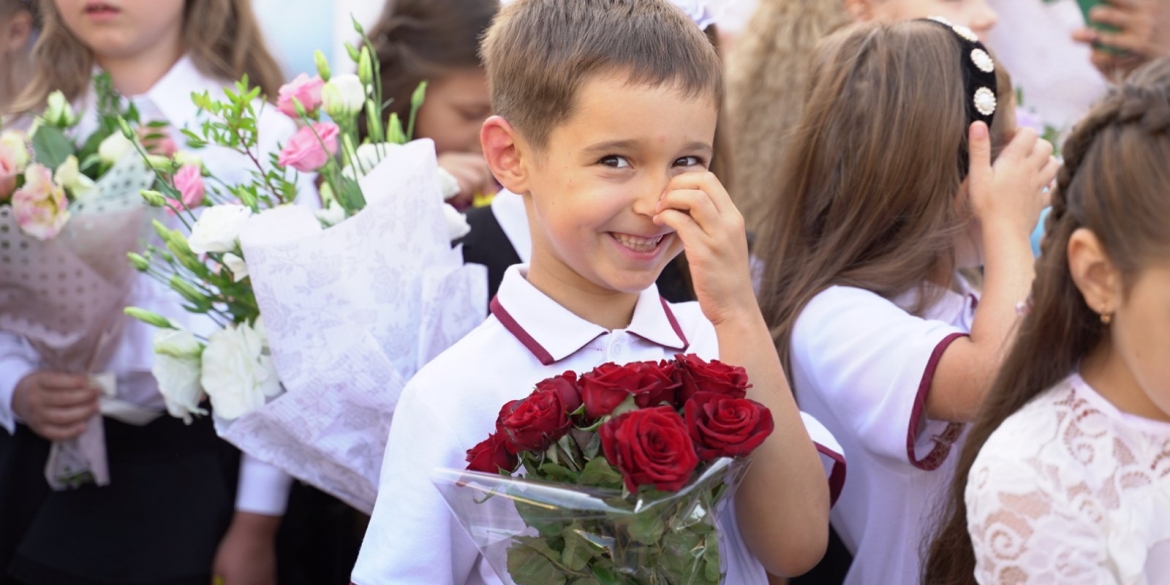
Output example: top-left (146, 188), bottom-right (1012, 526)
top-left (580, 361), bottom-right (680, 419)
top-left (600, 406), bottom-right (699, 492)
top-left (465, 433), bottom-right (518, 473)
top-left (498, 387), bottom-right (573, 453)
top-left (684, 392), bottom-right (774, 460)
top-left (674, 354), bottom-right (750, 405)
top-left (533, 371), bottom-right (582, 414)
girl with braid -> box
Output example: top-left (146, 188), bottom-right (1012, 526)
top-left (924, 56), bottom-right (1170, 584)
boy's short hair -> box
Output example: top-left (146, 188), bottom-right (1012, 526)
top-left (481, 0), bottom-right (723, 149)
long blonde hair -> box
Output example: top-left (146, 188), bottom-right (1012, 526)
top-left (725, 0), bottom-right (849, 236)
top-left (6, 0), bottom-right (284, 116)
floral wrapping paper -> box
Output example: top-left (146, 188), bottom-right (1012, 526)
top-left (220, 140), bottom-right (487, 512)
top-left (0, 154), bottom-right (155, 488)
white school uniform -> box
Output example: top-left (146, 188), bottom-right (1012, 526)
top-left (0, 55), bottom-right (307, 514)
top-left (353, 265), bottom-right (844, 585)
top-left (967, 373), bottom-right (1170, 584)
top-left (789, 279), bottom-right (978, 585)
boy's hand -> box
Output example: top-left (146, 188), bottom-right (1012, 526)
top-left (12, 371), bottom-right (101, 442)
top-left (211, 512), bottom-right (279, 585)
top-left (653, 172), bottom-right (755, 327)
top-left (967, 123), bottom-right (1057, 239)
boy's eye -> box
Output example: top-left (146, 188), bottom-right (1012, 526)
top-left (599, 155), bottom-right (631, 169)
top-left (674, 156), bottom-right (704, 168)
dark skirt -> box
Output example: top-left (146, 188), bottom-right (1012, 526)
top-left (2, 415), bottom-right (238, 585)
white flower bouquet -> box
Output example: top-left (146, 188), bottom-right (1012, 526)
top-left (127, 21), bottom-right (486, 512)
top-left (0, 75), bottom-right (162, 488)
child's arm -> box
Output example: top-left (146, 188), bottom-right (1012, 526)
top-left (655, 172), bottom-right (830, 577)
top-left (929, 123), bottom-right (1059, 423)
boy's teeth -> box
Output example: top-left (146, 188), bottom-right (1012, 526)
top-left (613, 233), bottom-right (663, 252)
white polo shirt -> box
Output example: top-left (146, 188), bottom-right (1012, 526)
top-left (353, 265), bottom-right (844, 585)
top-left (789, 281), bottom-right (977, 585)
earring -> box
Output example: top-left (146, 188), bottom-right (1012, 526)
top-left (1100, 305), bottom-right (1113, 325)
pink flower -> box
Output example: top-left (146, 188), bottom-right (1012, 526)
top-left (277, 74), bottom-right (325, 118)
top-left (12, 164), bottom-right (70, 240)
top-left (174, 163), bottom-right (206, 208)
top-left (277, 122), bottom-right (339, 173)
top-left (0, 144), bottom-right (19, 201)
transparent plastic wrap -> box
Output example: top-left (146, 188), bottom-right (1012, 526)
top-left (432, 457), bottom-right (750, 585)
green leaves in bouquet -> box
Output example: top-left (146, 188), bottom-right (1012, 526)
top-left (508, 536), bottom-right (568, 585)
top-left (31, 125), bottom-right (73, 171)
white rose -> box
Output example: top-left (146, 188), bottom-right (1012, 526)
top-left (315, 200), bottom-right (347, 227)
top-left (54, 155), bottom-right (99, 201)
top-left (342, 142), bottom-right (392, 180)
top-left (200, 319), bottom-right (281, 420)
top-left (98, 132), bottom-right (134, 165)
top-left (151, 328), bottom-right (207, 425)
top-left (44, 91), bottom-right (78, 127)
top-left (322, 74), bottom-right (366, 119)
top-left (187, 204), bottom-right (253, 255)
top-left (436, 167), bottom-right (461, 201)
top-left (0, 131), bottom-right (30, 170)
top-left (443, 203), bottom-right (470, 240)
top-left (222, 253), bottom-right (249, 282)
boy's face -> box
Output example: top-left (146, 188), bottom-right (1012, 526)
top-left (521, 74), bottom-right (718, 297)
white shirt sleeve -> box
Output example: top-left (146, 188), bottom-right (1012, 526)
top-left (967, 450), bottom-right (1110, 585)
top-left (791, 287), bottom-right (967, 470)
top-left (352, 386), bottom-right (481, 585)
top-left (0, 332), bottom-right (39, 433)
top-left (234, 454), bottom-right (294, 516)
top-left (799, 412), bottom-right (846, 507)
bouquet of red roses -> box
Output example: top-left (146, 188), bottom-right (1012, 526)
top-left (432, 354), bottom-right (774, 585)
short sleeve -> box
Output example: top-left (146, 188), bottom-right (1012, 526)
top-left (966, 448), bottom-right (1112, 585)
top-left (800, 412), bottom-right (846, 507)
top-left (0, 333), bottom-right (39, 433)
top-left (351, 385), bottom-right (481, 585)
top-left (791, 287), bottom-right (966, 469)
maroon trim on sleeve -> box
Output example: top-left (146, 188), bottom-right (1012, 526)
top-left (490, 296), bottom-right (555, 366)
top-left (659, 297), bottom-right (690, 352)
top-left (815, 443), bottom-right (847, 508)
top-left (907, 332), bottom-right (968, 471)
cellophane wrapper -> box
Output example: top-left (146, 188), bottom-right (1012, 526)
top-left (432, 457), bottom-right (750, 585)
top-left (222, 139), bottom-right (487, 513)
top-left (0, 154), bottom-right (155, 488)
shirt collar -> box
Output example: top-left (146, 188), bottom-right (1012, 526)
top-left (133, 55), bottom-right (220, 130)
top-left (490, 265), bottom-right (689, 365)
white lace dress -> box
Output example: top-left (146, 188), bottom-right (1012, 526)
top-left (966, 374), bottom-right (1170, 584)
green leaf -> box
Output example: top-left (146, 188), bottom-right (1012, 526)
top-left (582, 432), bottom-right (601, 460)
top-left (507, 537), bottom-right (567, 585)
top-left (627, 510), bottom-right (666, 546)
top-left (578, 457), bottom-right (622, 489)
top-left (538, 461), bottom-right (578, 483)
top-left (31, 125), bottom-right (74, 170)
top-left (559, 525), bottom-right (595, 572)
top-left (702, 541), bottom-right (721, 585)
top-left (336, 176), bottom-right (366, 211)
top-left (514, 500), bottom-right (566, 538)
top-left (658, 528), bottom-right (705, 582)
top-left (568, 578), bottom-right (602, 585)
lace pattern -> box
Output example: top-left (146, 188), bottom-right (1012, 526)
top-left (966, 375), bottom-right (1170, 584)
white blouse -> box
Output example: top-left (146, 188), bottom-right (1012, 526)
top-left (967, 373), bottom-right (1170, 585)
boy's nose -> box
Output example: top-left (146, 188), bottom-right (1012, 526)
top-left (632, 174), bottom-right (670, 217)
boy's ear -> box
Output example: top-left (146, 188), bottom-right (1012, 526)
top-left (1068, 227), bottom-right (1121, 316)
top-left (481, 116), bottom-right (530, 195)
top-left (5, 10), bottom-right (33, 52)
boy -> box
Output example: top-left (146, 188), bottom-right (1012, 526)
top-left (352, 1), bottom-right (836, 583)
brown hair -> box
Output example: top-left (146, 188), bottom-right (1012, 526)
top-left (922, 57), bottom-right (1170, 585)
top-left (369, 0), bottom-right (497, 126)
top-left (756, 20), bottom-right (1015, 377)
top-left (5, 0), bottom-right (284, 117)
top-left (0, 0), bottom-right (38, 111)
top-left (726, 0), bottom-right (850, 236)
top-left (479, 0), bottom-right (723, 149)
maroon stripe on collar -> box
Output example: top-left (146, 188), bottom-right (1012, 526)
top-left (659, 297), bottom-right (690, 351)
top-left (815, 443), bottom-right (847, 508)
top-left (908, 332), bottom-right (968, 471)
top-left (490, 296), bottom-right (556, 366)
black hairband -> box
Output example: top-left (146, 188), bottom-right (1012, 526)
top-left (922, 17), bottom-right (998, 128)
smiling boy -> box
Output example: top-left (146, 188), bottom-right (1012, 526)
top-left (351, 1), bottom-right (834, 584)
